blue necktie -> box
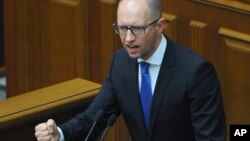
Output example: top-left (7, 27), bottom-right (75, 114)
top-left (139, 62), bottom-right (152, 130)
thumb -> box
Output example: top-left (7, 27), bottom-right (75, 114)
top-left (46, 119), bottom-right (57, 134)
top-left (47, 119), bottom-right (60, 141)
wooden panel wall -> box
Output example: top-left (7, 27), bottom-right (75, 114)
top-left (162, 13), bottom-right (178, 42)
top-left (45, 0), bottom-right (89, 85)
top-left (4, 0), bottom-right (89, 97)
top-left (99, 0), bottom-right (119, 79)
top-left (88, 0), bottom-right (120, 83)
top-left (219, 28), bottom-right (250, 124)
top-left (0, 1), bottom-right (4, 68)
top-left (190, 21), bottom-right (208, 58)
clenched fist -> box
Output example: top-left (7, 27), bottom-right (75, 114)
top-left (35, 119), bottom-right (60, 141)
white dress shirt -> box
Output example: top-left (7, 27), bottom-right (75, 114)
top-left (138, 34), bottom-right (167, 94)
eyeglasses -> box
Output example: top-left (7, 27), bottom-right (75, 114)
top-left (112, 19), bottom-right (159, 35)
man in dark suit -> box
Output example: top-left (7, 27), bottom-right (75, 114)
top-left (35, 0), bottom-right (226, 140)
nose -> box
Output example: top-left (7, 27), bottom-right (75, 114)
top-left (125, 29), bottom-right (135, 43)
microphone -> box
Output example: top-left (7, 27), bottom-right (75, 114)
top-left (84, 109), bottom-right (104, 141)
top-left (99, 114), bottom-right (117, 141)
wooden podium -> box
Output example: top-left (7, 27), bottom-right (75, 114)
top-left (0, 78), bottom-right (101, 141)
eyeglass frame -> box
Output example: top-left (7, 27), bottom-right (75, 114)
top-left (112, 18), bottom-right (160, 35)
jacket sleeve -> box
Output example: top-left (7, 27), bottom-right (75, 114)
top-left (188, 61), bottom-right (226, 141)
top-left (59, 50), bottom-right (121, 141)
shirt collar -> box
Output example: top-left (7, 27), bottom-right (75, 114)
top-left (138, 34), bottom-right (167, 66)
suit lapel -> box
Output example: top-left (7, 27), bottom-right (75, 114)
top-left (148, 39), bottom-right (175, 138)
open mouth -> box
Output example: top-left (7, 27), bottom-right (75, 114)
top-left (127, 45), bottom-right (139, 54)
top-left (127, 45), bottom-right (139, 48)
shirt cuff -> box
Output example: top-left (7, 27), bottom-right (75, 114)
top-left (57, 127), bottom-right (65, 141)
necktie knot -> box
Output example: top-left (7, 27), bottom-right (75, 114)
top-left (140, 62), bottom-right (150, 74)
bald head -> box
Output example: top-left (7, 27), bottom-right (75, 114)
top-left (145, 0), bottom-right (162, 20)
top-left (118, 0), bottom-right (162, 22)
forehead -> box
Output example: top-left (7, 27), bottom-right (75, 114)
top-left (117, 0), bottom-right (149, 25)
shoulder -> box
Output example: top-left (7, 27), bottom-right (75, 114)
top-left (166, 38), bottom-right (216, 80)
top-left (167, 39), bottom-right (208, 68)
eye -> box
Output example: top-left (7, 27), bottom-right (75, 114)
top-left (131, 26), bottom-right (144, 31)
top-left (131, 26), bottom-right (144, 34)
top-left (119, 26), bottom-right (127, 30)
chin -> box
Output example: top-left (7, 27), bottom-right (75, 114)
top-left (128, 53), bottom-right (141, 59)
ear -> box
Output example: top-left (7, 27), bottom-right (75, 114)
top-left (156, 18), bottom-right (165, 34)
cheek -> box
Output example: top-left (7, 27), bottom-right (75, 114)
top-left (143, 34), bottom-right (157, 50)
top-left (119, 36), bottom-right (126, 46)
top-left (142, 36), bottom-right (152, 48)
top-left (119, 35), bottom-right (124, 42)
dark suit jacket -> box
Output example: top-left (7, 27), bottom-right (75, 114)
top-left (60, 37), bottom-right (226, 141)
